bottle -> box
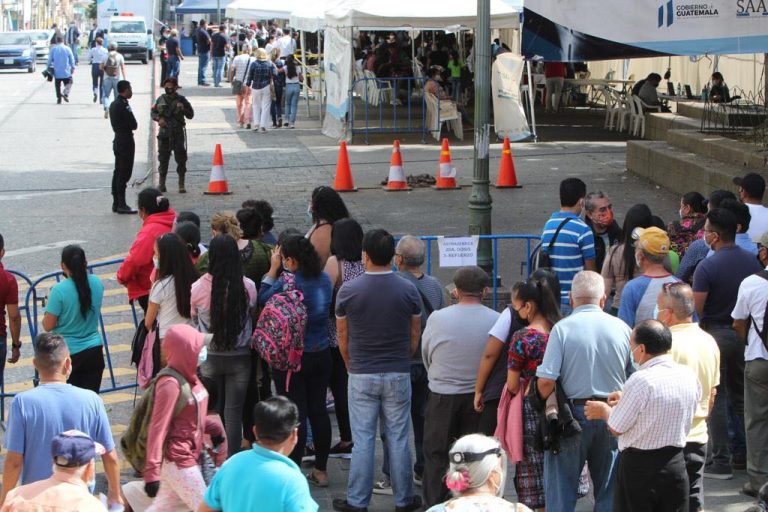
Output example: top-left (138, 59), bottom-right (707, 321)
top-left (702, 84), bottom-right (709, 102)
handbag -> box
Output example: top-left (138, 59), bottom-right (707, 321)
top-left (231, 57), bottom-right (251, 95)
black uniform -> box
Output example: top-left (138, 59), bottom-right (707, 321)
top-left (109, 95), bottom-right (138, 210)
top-left (151, 92), bottom-right (194, 189)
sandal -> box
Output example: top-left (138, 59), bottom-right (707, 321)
top-left (306, 471), bottom-right (329, 488)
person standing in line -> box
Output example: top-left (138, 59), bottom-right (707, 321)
top-left (734, 173), bottom-right (768, 243)
top-left (108, 80), bottom-right (138, 214)
top-left (269, 48), bottom-right (285, 128)
top-left (229, 44), bottom-right (253, 129)
top-left (584, 191), bottom-right (621, 273)
top-left (87, 22), bottom-right (98, 48)
top-left (47, 36), bottom-right (75, 104)
top-left (197, 20), bottom-right (212, 86)
top-left (0, 234), bottom-right (22, 385)
top-left (655, 282), bottom-right (720, 511)
top-left (732, 232), bottom-right (768, 498)
top-left (165, 29), bottom-right (183, 79)
top-left (283, 55), bottom-right (303, 129)
top-left (86, 37), bottom-right (107, 104)
top-left (100, 42), bottom-right (126, 118)
top-left (151, 77), bottom-right (194, 193)
top-left (211, 25), bottom-right (229, 88)
top-left (585, 320), bottom-right (701, 512)
top-left (246, 48), bottom-right (276, 133)
top-left (158, 26), bottom-right (170, 86)
top-left (65, 21), bottom-right (80, 65)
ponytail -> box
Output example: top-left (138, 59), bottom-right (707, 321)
top-left (61, 245), bottom-right (92, 319)
top-left (280, 235), bottom-right (322, 278)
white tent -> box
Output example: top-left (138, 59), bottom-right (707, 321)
top-left (224, 0), bottom-right (294, 20)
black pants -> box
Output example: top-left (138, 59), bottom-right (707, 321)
top-left (91, 63), bottom-right (103, 100)
top-left (54, 78), bottom-right (72, 99)
top-left (329, 346), bottom-right (352, 443)
top-left (616, 446), bottom-right (689, 512)
top-left (273, 349), bottom-right (332, 471)
top-left (112, 133), bottom-right (135, 203)
top-left (423, 391), bottom-right (481, 506)
top-left (242, 350), bottom-right (273, 444)
top-left (684, 442), bottom-right (706, 512)
top-left (134, 295), bottom-right (149, 314)
top-left (68, 345), bottom-right (105, 394)
top-left (478, 397), bottom-right (500, 436)
top-left (157, 132), bottom-right (187, 178)
top-left (160, 57), bottom-right (168, 85)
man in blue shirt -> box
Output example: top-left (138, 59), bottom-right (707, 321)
top-left (540, 178), bottom-right (596, 315)
top-left (200, 396), bottom-right (318, 512)
top-left (0, 333), bottom-right (122, 509)
top-left (47, 36), bottom-right (75, 104)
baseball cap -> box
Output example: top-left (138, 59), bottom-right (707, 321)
top-left (632, 227), bottom-right (670, 256)
top-left (162, 76), bottom-right (181, 89)
top-left (733, 173), bottom-right (766, 199)
top-left (51, 430), bottom-right (105, 468)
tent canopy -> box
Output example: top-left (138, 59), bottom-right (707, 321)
top-left (325, 0), bottom-right (521, 30)
top-left (224, 0), bottom-right (294, 20)
top-left (175, 0), bottom-right (226, 15)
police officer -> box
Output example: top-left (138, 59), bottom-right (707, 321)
top-left (151, 76), bottom-right (194, 193)
top-left (109, 80), bottom-right (138, 214)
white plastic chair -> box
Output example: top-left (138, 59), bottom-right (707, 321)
top-left (425, 92), bottom-right (463, 141)
top-left (362, 70), bottom-right (394, 105)
top-left (614, 93), bottom-right (632, 132)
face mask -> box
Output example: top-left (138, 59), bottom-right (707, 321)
top-left (152, 257), bottom-right (160, 269)
top-left (630, 345), bottom-right (641, 371)
top-left (282, 261), bottom-right (292, 273)
top-left (306, 205), bottom-right (313, 224)
top-left (512, 307), bottom-right (529, 327)
top-left (197, 345), bottom-right (208, 366)
top-left (652, 304), bottom-right (659, 320)
top-left (87, 475), bottom-right (96, 495)
top-left (703, 235), bottom-right (712, 251)
top-left (164, 87), bottom-right (175, 95)
top-left (679, 208), bottom-right (687, 220)
top-left (634, 252), bottom-right (642, 268)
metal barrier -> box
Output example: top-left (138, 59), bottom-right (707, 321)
top-left (3, 270), bottom-right (36, 422)
top-left (2, 258), bottom-right (139, 420)
top-left (350, 76), bottom-right (428, 144)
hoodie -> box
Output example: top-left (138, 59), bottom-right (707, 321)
top-left (144, 324), bottom-right (209, 483)
top-left (117, 209), bottom-right (176, 300)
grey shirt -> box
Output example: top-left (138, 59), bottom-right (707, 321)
top-left (397, 271), bottom-right (446, 364)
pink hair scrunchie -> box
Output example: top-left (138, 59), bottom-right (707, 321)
top-left (445, 468), bottom-right (470, 493)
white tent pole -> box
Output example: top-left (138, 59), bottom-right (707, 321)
top-left (300, 30), bottom-right (310, 117)
top-left (318, 29), bottom-right (324, 114)
top-left (526, 59), bottom-right (537, 142)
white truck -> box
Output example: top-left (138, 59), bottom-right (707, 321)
top-left (97, 0), bottom-right (157, 64)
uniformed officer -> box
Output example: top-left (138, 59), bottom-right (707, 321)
top-left (109, 80), bottom-right (138, 214)
top-left (151, 76), bottom-right (194, 193)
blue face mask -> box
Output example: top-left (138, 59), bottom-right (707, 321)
top-left (652, 304), bottom-right (659, 320)
top-left (630, 345), bottom-right (641, 371)
top-left (197, 345), bottom-right (208, 366)
top-left (306, 205), bottom-right (313, 224)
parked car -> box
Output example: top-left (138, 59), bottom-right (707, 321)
top-left (0, 32), bottom-right (36, 73)
top-left (21, 30), bottom-right (52, 61)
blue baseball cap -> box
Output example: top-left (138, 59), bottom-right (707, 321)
top-left (51, 430), bottom-right (104, 468)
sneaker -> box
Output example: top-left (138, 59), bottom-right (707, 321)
top-left (57, 98), bottom-right (62, 104)
top-left (395, 495), bottom-right (423, 512)
top-left (62, 95), bottom-right (69, 102)
top-left (301, 446), bottom-right (316, 464)
top-left (328, 442), bottom-right (353, 459)
top-left (283, 122), bottom-right (290, 127)
top-left (200, 83), bottom-right (211, 87)
top-left (260, 127), bottom-right (267, 133)
top-left (703, 463), bottom-right (733, 480)
top-left (372, 478), bottom-right (393, 496)
top-left (413, 472), bottom-right (422, 486)
top-left (104, 109), bottom-right (109, 119)
top-left (246, 124), bottom-right (251, 129)
top-left (289, 124), bottom-right (295, 129)
top-left (93, 93), bottom-right (97, 103)
top-left (743, 483), bottom-right (760, 498)
top-left (332, 499), bottom-right (368, 512)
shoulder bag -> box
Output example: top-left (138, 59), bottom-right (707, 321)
top-left (231, 57), bottom-right (251, 95)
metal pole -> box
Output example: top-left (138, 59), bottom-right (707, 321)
top-left (217, 0), bottom-right (221, 24)
top-left (300, 30), bottom-right (310, 116)
top-left (468, 0), bottom-right (492, 273)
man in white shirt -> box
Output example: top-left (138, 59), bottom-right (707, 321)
top-left (586, 320), bottom-right (700, 512)
top-left (87, 37), bottom-right (108, 104)
top-left (734, 173), bottom-right (768, 243)
top-left (732, 232), bottom-right (768, 497)
top-left (275, 29), bottom-right (296, 59)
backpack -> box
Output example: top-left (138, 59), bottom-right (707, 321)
top-left (531, 217), bottom-right (571, 272)
top-left (251, 273), bottom-right (308, 391)
top-left (749, 270), bottom-right (768, 351)
top-left (104, 53), bottom-right (119, 77)
top-left (120, 367), bottom-right (192, 473)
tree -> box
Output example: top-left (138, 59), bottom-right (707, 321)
top-left (86, 0), bottom-right (97, 20)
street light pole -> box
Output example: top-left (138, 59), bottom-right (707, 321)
top-left (468, 0), bottom-right (492, 272)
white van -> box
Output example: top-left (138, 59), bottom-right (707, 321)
top-left (108, 15), bottom-right (148, 64)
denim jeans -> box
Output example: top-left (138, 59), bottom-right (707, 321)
top-left (347, 372), bottom-right (414, 508)
top-left (102, 76), bottom-right (119, 110)
top-left (270, 83), bottom-right (283, 125)
top-left (167, 56), bottom-right (180, 78)
top-left (212, 56), bottom-right (224, 86)
top-left (284, 83), bottom-right (301, 125)
top-left (543, 404), bottom-right (618, 512)
top-left (381, 363), bottom-right (428, 478)
top-left (198, 52), bottom-right (210, 84)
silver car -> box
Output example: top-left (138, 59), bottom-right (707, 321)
top-left (21, 30), bottom-right (52, 61)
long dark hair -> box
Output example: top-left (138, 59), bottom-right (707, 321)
top-left (311, 186), bottom-right (350, 225)
top-left (236, 208), bottom-right (263, 240)
top-left (331, 218), bottom-right (363, 262)
top-left (174, 221), bottom-right (202, 259)
top-left (513, 271), bottom-right (562, 328)
top-left (138, 187), bottom-right (170, 216)
top-left (156, 233), bottom-right (199, 319)
top-left (281, 235), bottom-right (323, 278)
top-left (208, 235), bottom-right (248, 351)
top-left (620, 204), bottom-right (653, 281)
top-left (286, 54), bottom-right (298, 79)
top-left (61, 245), bottom-right (92, 319)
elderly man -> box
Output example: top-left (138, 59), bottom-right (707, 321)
top-left (536, 270), bottom-right (633, 511)
top-left (732, 232), bottom-right (768, 498)
top-left (1, 431), bottom-right (106, 511)
top-left (1, 333), bottom-right (121, 509)
top-left (584, 191), bottom-right (621, 272)
top-left (586, 320), bottom-right (700, 512)
top-left (619, 227), bottom-right (679, 327)
top-left (421, 266), bottom-right (499, 505)
top-left (655, 283), bottom-right (720, 510)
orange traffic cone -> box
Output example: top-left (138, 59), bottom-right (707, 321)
top-left (493, 137), bottom-right (522, 189)
top-left (333, 141), bottom-right (357, 192)
top-left (384, 140), bottom-right (411, 191)
top-left (203, 144), bottom-right (232, 195)
top-left (433, 138), bottom-right (460, 190)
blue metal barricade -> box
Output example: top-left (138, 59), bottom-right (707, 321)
top-left (350, 76), bottom-right (428, 144)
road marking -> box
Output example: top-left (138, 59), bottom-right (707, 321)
top-left (9, 342), bottom-right (133, 366)
top-left (1, 367), bottom-right (137, 394)
top-left (6, 240), bottom-right (88, 258)
top-left (0, 189), bottom-right (101, 201)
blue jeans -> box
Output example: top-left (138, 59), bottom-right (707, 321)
top-left (348, 372), bottom-right (414, 508)
top-left (102, 76), bottom-right (119, 110)
top-left (212, 56), bottom-right (224, 86)
top-left (198, 52), bottom-right (210, 84)
top-left (284, 83), bottom-right (301, 124)
top-left (543, 404), bottom-right (618, 512)
top-left (68, 43), bottom-right (79, 64)
top-left (381, 363), bottom-right (428, 477)
top-left (167, 56), bottom-right (180, 78)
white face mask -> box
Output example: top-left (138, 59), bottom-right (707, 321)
top-left (630, 345), bottom-right (641, 371)
top-left (197, 345), bottom-right (208, 366)
top-left (152, 257), bottom-right (160, 269)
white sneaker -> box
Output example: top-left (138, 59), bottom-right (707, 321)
top-left (372, 479), bottom-right (393, 496)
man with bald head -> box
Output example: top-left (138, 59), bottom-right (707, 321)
top-left (656, 282), bottom-right (720, 511)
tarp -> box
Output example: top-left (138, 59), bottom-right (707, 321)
top-left (492, 53), bottom-right (532, 141)
top-left (523, 0), bottom-right (768, 61)
top-left (321, 26), bottom-right (352, 139)
top-left (325, 0), bottom-right (521, 30)
top-left (175, 0), bottom-right (227, 15)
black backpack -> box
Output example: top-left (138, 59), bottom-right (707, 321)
top-left (531, 218), bottom-right (571, 271)
top-left (749, 270), bottom-right (768, 351)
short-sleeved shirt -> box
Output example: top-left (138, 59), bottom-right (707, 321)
top-left (211, 32), bottom-right (228, 57)
top-left (732, 268), bottom-right (768, 361)
top-left (204, 444), bottom-right (318, 512)
top-left (336, 272), bottom-right (421, 374)
top-left (484, 308), bottom-right (521, 402)
top-left (397, 271), bottom-right (445, 363)
top-left (165, 37), bottom-right (179, 56)
top-left (45, 275), bottom-right (104, 355)
top-left (149, 276), bottom-right (194, 338)
top-left (197, 29), bottom-right (211, 53)
top-left (536, 304), bottom-right (633, 399)
top-left (540, 212), bottom-right (596, 304)
top-left (692, 245), bottom-right (762, 325)
top-left (746, 203), bottom-right (768, 243)
top-left (0, 262), bottom-right (19, 338)
top-left (608, 355), bottom-right (700, 451)
top-left (508, 327), bottom-right (549, 379)
top-left (5, 383), bottom-right (115, 484)
top-left (618, 274), bottom-right (679, 328)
